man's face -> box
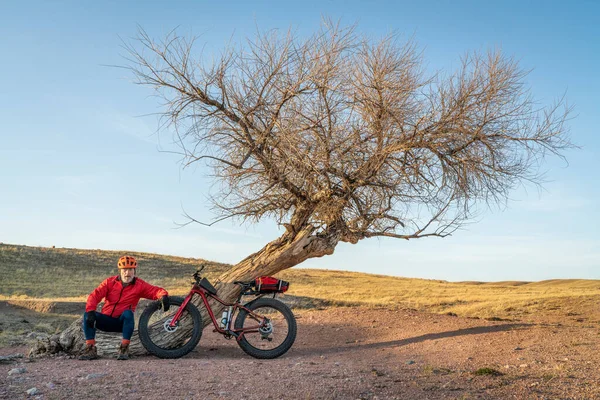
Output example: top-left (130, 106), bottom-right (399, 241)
top-left (120, 268), bottom-right (135, 284)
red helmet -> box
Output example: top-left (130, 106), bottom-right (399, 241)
top-left (117, 255), bottom-right (137, 269)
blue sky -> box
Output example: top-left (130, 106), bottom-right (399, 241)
top-left (1, 1), bottom-right (599, 281)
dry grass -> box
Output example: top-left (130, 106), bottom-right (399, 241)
top-left (2, 243), bottom-right (599, 321)
top-left (277, 269), bottom-right (600, 319)
top-left (0, 243), bottom-right (229, 298)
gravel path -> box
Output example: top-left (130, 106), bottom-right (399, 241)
top-left (2, 307), bottom-right (599, 399)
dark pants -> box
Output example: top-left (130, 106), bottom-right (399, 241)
top-left (83, 310), bottom-right (134, 340)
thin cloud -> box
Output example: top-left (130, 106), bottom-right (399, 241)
top-left (53, 175), bottom-right (95, 186)
top-left (512, 183), bottom-right (591, 212)
top-left (108, 112), bottom-right (158, 146)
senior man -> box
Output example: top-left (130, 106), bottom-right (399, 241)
top-left (79, 255), bottom-right (169, 360)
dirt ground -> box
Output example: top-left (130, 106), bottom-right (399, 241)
top-left (1, 306), bottom-right (600, 400)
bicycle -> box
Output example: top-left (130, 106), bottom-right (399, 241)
top-left (138, 265), bottom-right (297, 359)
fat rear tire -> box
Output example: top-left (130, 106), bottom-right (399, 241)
top-left (234, 297), bottom-right (296, 359)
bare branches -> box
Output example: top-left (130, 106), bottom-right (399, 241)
top-left (125, 22), bottom-right (572, 244)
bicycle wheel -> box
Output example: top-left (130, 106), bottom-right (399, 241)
top-left (234, 297), bottom-right (297, 359)
top-left (138, 296), bottom-right (203, 359)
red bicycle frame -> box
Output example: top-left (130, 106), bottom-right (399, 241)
top-left (168, 281), bottom-right (266, 342)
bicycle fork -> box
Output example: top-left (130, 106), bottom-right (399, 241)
top-left (168, 293), bottom-right (194, 329)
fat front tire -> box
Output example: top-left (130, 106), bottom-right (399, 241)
top-left (234, 297), bottom-right (297, 359)
top-left (138, 296), bottom-right (202, 359)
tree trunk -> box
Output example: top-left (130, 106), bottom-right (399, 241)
top-left (30, 226), bottom-right (338, 357)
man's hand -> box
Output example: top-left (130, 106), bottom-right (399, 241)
top-left (86, 312), bottom-right (96, 328)
top-left (160, 295), bottom-right (170, 312)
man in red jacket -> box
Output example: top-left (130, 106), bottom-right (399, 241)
top-left (78, 255), bottom-right (169, 360)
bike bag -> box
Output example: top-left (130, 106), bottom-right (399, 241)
top-left (254, 276), bottom-right (289, 293)
top-left (198, 277), bottom-right (218, 295)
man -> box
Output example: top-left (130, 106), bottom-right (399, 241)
top-left (79, 255), bottom-right (170, 361)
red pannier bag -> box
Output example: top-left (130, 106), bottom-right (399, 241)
top-left (254, 276), bottom-right (289, 293)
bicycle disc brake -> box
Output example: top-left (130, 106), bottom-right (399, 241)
top-left (259, 318), bottom-right (273, 341)
top-left (163, 318), bottom-right (178, 333)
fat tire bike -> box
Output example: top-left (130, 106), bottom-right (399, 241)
top-left (138, 265), bottom-right (296, 359)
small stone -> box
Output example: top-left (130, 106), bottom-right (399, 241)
top-left (26, 387), bottom-right (39, 396)
top-left (405, 360), bottom-right (415, 365)
top-left (86, 373), bottom-right (107, 380)
top-left (46, 382), bottom-right (56, 389)
top-left (519, 364), bottom-right (528, 368)
top-left (9, 368), bottom-right (27, 375)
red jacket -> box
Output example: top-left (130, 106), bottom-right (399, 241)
top-left (85, 276), bottom-right (168, 318)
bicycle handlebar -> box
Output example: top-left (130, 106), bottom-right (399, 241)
top-left (193, 264), bottom-right (207, 283)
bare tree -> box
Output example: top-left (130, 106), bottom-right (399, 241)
top-left (34, 21), bottom-right (571, 356)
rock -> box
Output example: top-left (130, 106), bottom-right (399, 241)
top-left (9, 367), bottom-right (27, 375)
top-left (86, 373), bottom-right (108, 380)
top-left (406, 360), bottom-right (415, 365)
top-left (26, 387), bottom-right (39, 396)
top-left (0, 354), bottom-right (24, 363)
top-left (26, 331), bottom-right (50, 340)
top-left (46, 382), bottom-right (56, 389)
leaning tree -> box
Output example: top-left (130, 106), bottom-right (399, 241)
top-left (35, 22), bottom-right (572, 356)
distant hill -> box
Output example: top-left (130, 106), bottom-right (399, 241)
top-left (0, 243), bottom-right (230, 298)
top-left (1, 243), bottom-right (599, 320)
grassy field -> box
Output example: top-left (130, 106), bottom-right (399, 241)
top-left (1, 242), bottom-right (600, 323)
top-left (278, 269), bottom-right (600, 320)
top-left (0, 243), bottom-right (231, 299)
